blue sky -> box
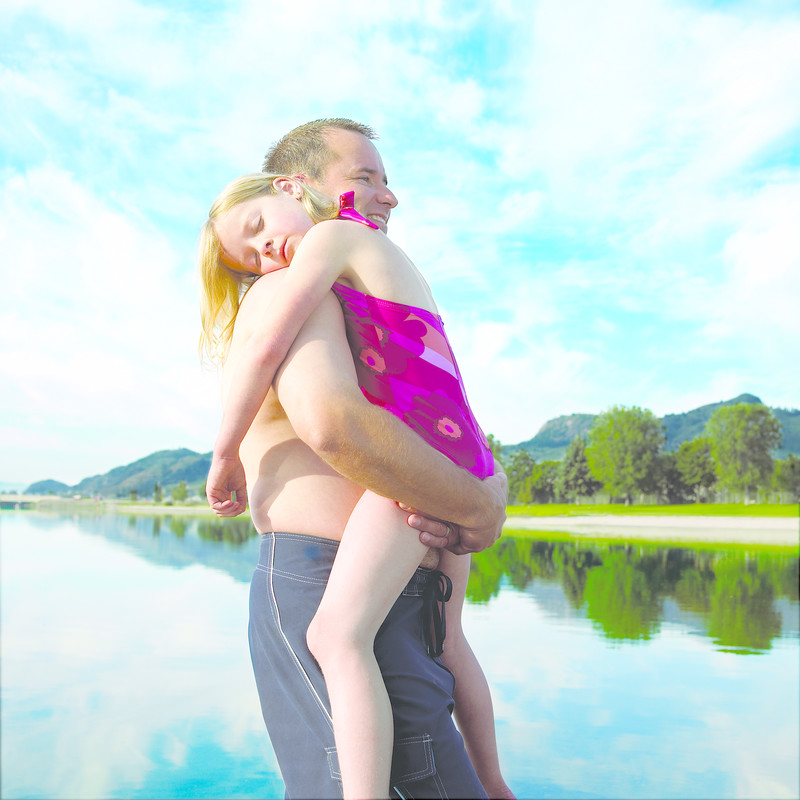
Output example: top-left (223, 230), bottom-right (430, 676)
top-left (2, 0), bottom-right (799, 487)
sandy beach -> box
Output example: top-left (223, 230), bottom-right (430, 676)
top-left (505, 514), bottom-right (799, 546)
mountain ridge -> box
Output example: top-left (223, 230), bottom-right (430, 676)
top-left (499, 393), bottom-right (799, 462)
top-left (24, 394), bottom-right (799, 496)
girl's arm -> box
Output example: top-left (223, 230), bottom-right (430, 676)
top-left (207, 224), bottom-right (351, 514)
top-left (271, 292), bottom-right (508, 539)
top-left (439, 552), bottom-right (516, 800)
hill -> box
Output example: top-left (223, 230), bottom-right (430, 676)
top-left (23, 394), bottom-right (799, 496)
top-left (503, 414), bottom-right (596, 461)
top-left (25, 448), bottom-right (211, 499)
top-left (25, 479), bottom-right (71, 495)
top-left (503, 394), bottom-right (799, 462)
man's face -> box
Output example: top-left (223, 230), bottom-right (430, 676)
top-left (305, 130), bottom-right (398, 233)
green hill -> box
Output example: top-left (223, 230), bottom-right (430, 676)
top-left (661, 393), bottom-right (759, 450)
top-left (503, 394), bottom-right (798, 462)
top-left (25, 479), bottom-right (71, 495)
top-left (23, 394), bottom-right (799, 496)
top-left (25, 448), bottom-right (211, 498)
top-left (503, 414), bottom-right (596, 461)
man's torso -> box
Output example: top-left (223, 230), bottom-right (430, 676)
top-left (224, 272), bottom-right (439, 567)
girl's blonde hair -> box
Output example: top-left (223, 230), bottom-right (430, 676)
top-left (198, 173), bottom-right (337, 363)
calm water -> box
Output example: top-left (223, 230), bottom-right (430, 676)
top-left (1, 512), bottom-right (798, 800)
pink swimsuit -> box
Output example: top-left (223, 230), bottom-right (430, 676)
top-left (331, 193), bottom-right (494, 479)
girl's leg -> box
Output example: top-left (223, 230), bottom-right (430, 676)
top-left (439, 551), bottom-right (516, 799)
top-left (306, 490), bottom-right (429, 800)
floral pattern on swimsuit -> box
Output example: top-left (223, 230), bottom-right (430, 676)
top-left (331, 194), bottom-right (494, 479)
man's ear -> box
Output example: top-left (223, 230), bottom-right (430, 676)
top-left (290, 172), bottom-right (308, 185)
top-left (272, 176), bottom-right (303, 198)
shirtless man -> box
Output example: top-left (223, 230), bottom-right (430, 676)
top-left (213, 119), bottom-right (508, 798)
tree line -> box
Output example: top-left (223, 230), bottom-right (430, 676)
top-left (495, 401), bottom-right (800, 505)
top-left (468, 536), bottom-right (798, 649)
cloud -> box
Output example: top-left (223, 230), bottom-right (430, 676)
top-left (720, 178), bottom-right (800, 335)
top-left (0, 164), bottom-right (220, 483)
top-left (1, 0), bottom-right (799, 484)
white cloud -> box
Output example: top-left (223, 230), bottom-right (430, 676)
top-left (0, 165), bottom-right (220, 484)
top-left (1, 0), bottom-right (799, 483)
top-left (721, 179), bottom-right (800, 334)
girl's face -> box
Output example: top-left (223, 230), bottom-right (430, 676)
top-left (215, 190), bottom-right (314, 276)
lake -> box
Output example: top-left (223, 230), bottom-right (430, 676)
top-left (1, 512), bottom-right (798, 799)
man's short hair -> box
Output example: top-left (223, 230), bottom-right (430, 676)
top-left (263, 118), bottom-right (377, 181)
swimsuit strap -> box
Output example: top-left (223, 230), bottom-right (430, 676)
top-left (337, 191), bottom-right (379, 230)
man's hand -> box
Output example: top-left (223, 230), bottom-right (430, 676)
top-left (401, 468), bottom-right (508, 555)
top-left (206, 454), bottom-right (248, 517)
top-left (401, 507), bottom-right (456, 549)
top-left (448, 471), bottom-right (507, 553)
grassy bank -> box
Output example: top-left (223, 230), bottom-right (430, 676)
top-left (500, 526), bottom-right (799, 553)
top-left (7, 498), bottom-right (797, 520)
top-left (111, 501), bottom-right (231, 516)
top-left (505, 503), bottom-right (799, 518)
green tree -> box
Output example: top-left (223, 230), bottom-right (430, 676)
top-left (705, 403), bottom-right (782, 502)
top-left (557, 435), bottom-right (602, 503)
top-left (486, 433), bottom-right (503, 461)
top-left (585, 406), bottom-right (665, 504)
top-left (656, 451), bottom-right (691, 504)
top-left (526, 461), bottom-right (560, 504)
top-left (675, 438), bottom-right (716, 502)
top-left (506, 450), bottom-right (536, 504)
top-left (171, 481), bottom-right (189, 502)
top-left (153, 481), bottom-right (163, 503)
top-left (774, 455), bottom-right (800, 502)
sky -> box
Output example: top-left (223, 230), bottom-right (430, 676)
top-left (1, 0), bottom-right (799, 488)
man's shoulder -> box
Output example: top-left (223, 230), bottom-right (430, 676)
top-left (242, 270), bottom-right (284, 299)
top-left (237, 272), bottom-right (285, 321)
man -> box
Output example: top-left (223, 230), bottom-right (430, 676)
top-left (222, 119), bottom-right (509, 797)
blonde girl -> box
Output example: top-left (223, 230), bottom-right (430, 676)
top-left (199, 174), bottom-right (512, 800)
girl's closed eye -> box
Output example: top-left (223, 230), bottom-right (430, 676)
top-left (254, 216), bottom-right (265, 270)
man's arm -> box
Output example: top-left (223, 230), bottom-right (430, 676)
top-left (273, 293), bottom-right (506, 552)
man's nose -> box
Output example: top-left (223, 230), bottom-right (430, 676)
top-left (381, 186), bottom-right (398, 208)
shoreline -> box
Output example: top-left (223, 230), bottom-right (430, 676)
top-left (3, 496), bottom-right (798, 547)
top-left (505, 514), bottom-right (799, 547)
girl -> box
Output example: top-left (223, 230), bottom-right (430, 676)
top-left (199, 174), bottom-right (512, 799)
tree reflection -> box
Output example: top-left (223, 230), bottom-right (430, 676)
top-left (142, 515), bottom-right (258, 546)
top-left (169, 517), bottom-right (188, 538)
top-left (707, 556), bottom-right (782, 652)
top-left (470, 536), bottom-right (798, 652)
top-left (583, 551), bottom-right (662, 640)
top-left (196, 516), bottom-right (256, 545)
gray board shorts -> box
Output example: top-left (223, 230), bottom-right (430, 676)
top-left (248, 531), bottom-right (488, 800)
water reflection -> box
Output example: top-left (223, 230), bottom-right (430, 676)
top-left (139, 513), bottom-right (257, 545)
top-left (64, 512), bottom-right (263, 584)
top-left (470, 536), bottom-right (799, 652)
top-left (2, 513), bottom-right (798, 799)
top-left (16, 514), bottom-right (800, 653)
